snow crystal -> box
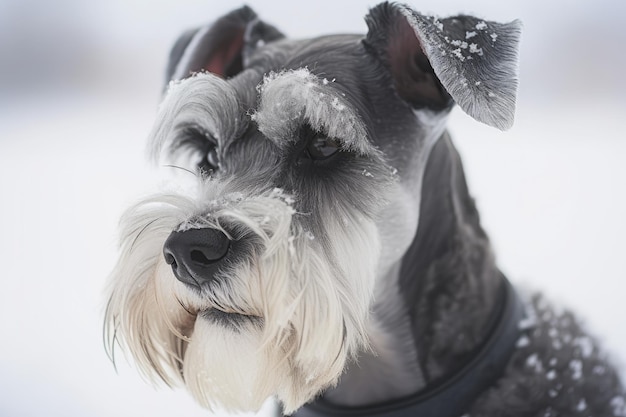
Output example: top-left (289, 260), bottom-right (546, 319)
top-left (362, 169), bottom-right (374, 178)
top-left (549, 358), bottom-right (558, 366)
top-left (576, 399), bottom-right (587, 412)
top-left (451, 48), bottom-right (465, 61)
top-left (516, 335), bottom-right (530, 348)
top-left (305, 231), bottom-right (315, 240)
top-left (592, 365), bottom-right (606, 375)
top-left (271, 187), bottom-right (285, 198)
top-left (569, 359), bottom-right (583, 380)
top-left (611, 396), bottom-right (626, 416)
top-left (546, 370), bottom-right (557, 380)
top-left (465, 31), bottom-right (477, 39)
top-left (230, 192), bottom-right (244, 202)
top-left (270, 188), bottom-right (296, 208)
top-left (475, 81), bottom-right (482, 86)
top-left (574, 336), bottom-right (594, 358)
top-left (488, 92), bottom-right (497, 98)
top-left (433, 18), bottom-right (444, 31)
top-left (491, 33), bottom-right (498, 42)
top-left (451, 40), bottom-right (469, 49)
top-left (518, 314), bottom-right (537, 330)
top-left (288, 235), bottom-right (296, 257)
top-left (548, 389), bottom-right (559, 398)
top-left (525, 353), bottom-right (543, 372)
top-left (469, 43), bottom-right (484, 56)
top-left (331, 97), bottom-right (346, 111)
top-left (475, 21), bottom-right (488, 30)
top-left (322, 78), bottom-right (329, 85)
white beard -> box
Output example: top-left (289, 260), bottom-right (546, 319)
top-left (104, 182), bottom-right (381, 414)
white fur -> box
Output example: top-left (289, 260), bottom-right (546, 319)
top-left (105, 179), bottom-right (381, 413)
top-left (252, 68), bottom-right (380, 157)
top-left (149, 72), bottom-right (246, 163)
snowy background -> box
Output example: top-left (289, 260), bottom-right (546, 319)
top-left (1, 0), bottom-right (625, 416)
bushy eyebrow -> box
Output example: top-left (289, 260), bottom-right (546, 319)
top-left (148, 72), bottom-right (247, 163)
top-left (251, 68), bottom-right (380, 157)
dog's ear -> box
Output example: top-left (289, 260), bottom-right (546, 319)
top-left (165, 6), bottom-right (284, 84)
top-left (365, 2), bottom-right (521, 130)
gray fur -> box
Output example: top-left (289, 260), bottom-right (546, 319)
top-left (105, 3), bottom-right (624, 416)
top-left (252, 68), bottom-right (377, 156)
top-left (398, 5), bottom-right (522, 130)
top-left (471, 295), bottom-right (625, 417)
top-left (150, 73), bottom-right (246, 164)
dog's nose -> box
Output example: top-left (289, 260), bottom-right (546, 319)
top-left (163, 228), bottom-right (230, 287)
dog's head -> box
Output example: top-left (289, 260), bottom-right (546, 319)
top-left (105, 3), bottom-right (520, 413)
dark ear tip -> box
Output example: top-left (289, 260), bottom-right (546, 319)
top-left (364, 1), bottom-right (398, 30)
top-left (234, 5), bottom-right (258, 20)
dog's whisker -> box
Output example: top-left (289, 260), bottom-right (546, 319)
top-left (129, 218), bottom-right (160, 253)
top-left (330, 321), bottom-right (348, 370)
top-left (162, 164), bottom-right (198, 177)
top-left (103, 298), bottom-right (121, 371)
top-left (104, 323), bottom-right (120, 371)
top-left (176, 298), bottom-right (196, 317)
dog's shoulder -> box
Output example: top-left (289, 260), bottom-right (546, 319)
top-left (471, 294), bottom-right (625, 416)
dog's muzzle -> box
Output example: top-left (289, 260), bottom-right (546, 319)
top-left (163, 228), bottom-right (231, 288)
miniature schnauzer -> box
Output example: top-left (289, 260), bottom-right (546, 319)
top-left (105, 3), bottom-right (625, 416)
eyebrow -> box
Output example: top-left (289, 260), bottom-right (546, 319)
top-left (148, 72), bottom-right (247, 163)
top-left (251, 68), bottom-right (380, 157)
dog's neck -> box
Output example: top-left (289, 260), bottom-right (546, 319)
top-left (323, 133), bottom-right (502, 406)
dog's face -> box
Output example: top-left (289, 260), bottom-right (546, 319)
top-left (105, 3), bottom-right (520, 414)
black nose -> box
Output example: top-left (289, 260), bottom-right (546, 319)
top-left (163, 228), bottom-right (230, 287)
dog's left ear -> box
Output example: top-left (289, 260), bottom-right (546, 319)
top-left (165, 6), bottom-right (284, 84)
top-left (365, 2), bottom-right (521, 130)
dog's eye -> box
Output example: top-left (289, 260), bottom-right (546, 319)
top-left (307, 135), bottom-right (340, 160)
top-left (302, 126), bottom-right (341, 160)
top-left (198, 145), bottom-right (220, 175)
top-left (175, 126), bottom-right (220, 175)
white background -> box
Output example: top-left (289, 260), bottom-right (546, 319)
top-left (0, 0), bottom-right (625, 416)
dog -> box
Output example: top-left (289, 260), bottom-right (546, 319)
top-left (104, 3), bottom-right (626, 416)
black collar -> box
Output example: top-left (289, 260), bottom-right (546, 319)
top-left (293, 275), bottom-right (525, 417)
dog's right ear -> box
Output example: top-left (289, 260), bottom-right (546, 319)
top-left (165, 6), bottom-right (284, 85)
top-left (365, 2), bottom-right (521, 130)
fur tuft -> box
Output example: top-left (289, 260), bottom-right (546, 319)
top-left (104, 180), bottom-right (380, 413)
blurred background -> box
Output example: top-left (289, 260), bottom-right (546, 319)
top-left (0, 0), bottom-right (625, 416)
